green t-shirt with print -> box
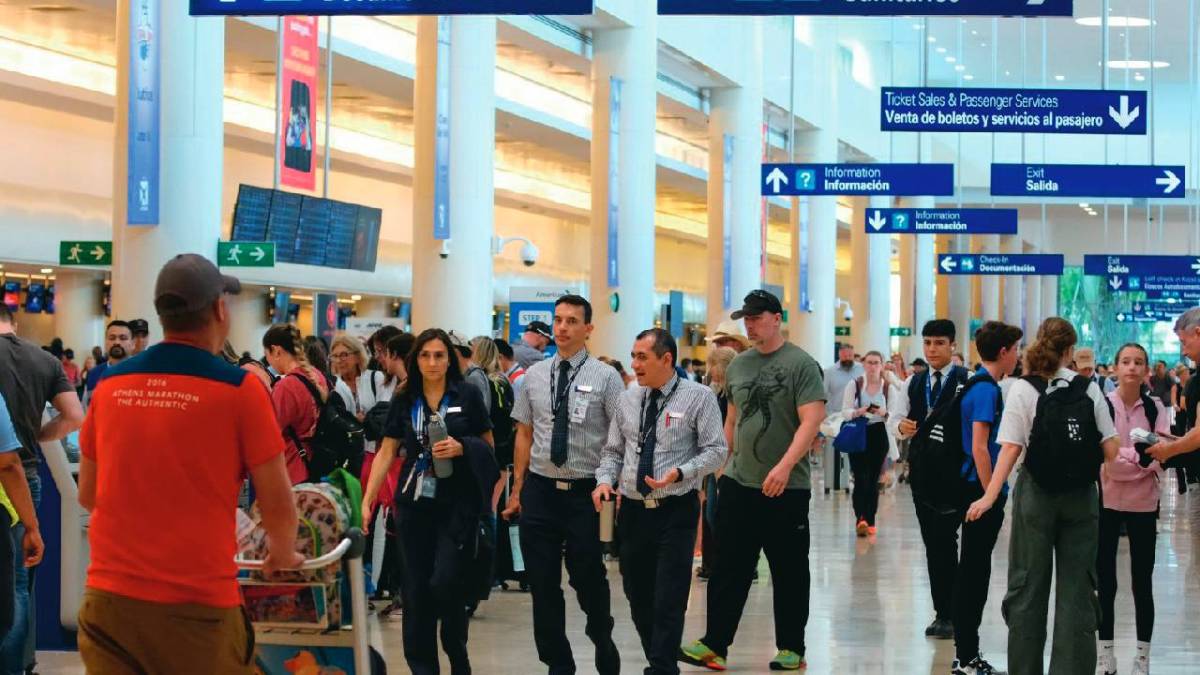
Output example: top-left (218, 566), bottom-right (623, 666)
top-left (725, 342), bottom-right (826, 490)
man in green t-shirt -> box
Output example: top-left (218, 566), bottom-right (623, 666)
top-left (680, 290), bottom-right (826, 673)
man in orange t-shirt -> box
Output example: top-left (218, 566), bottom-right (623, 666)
top-left (77, 254), bottom-right (303, 674)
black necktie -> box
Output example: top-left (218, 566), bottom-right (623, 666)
top-left (636, 389), bottom-right (662, 496)
top-left (931, 370), bottom-right (944, 408)
top-left (550, 360), bottom-right (572, 467)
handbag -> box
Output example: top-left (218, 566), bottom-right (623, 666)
top-left (832, 416), bottom-right (868, 454)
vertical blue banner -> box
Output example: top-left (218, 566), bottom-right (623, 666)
top-left (432, 16), bottom-right (451, 240)
top-left (128, 0), bottom-right (160, 226)
top-left (798, 197), bottom-right (810, 312)
top-left (669, 290), bottom-right (684, 339)
top-left (607, 77), bottom-right (621, 288)
top-left (722, 134), bottom-right (733, 309)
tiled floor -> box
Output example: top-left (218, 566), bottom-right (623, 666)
top-left (35, 475), bottom-right (1200, 674)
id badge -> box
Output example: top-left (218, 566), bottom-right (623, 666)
top-left (570, 397), bottom-right (589, 423)
top-left (418, 473), bottom-right (437, 500)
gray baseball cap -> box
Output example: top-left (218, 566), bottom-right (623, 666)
top-left (154, 254), bottom-right (241, 318)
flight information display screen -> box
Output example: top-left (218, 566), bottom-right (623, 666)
top-left (231, 184), bottom-right (381, 272)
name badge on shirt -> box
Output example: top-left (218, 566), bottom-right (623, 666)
top-left (570, 397), bottom-right (590, 423)
top-left (666, 411), bottom-right (684, 428)
top-left (417, 473), bottom-right (437, 500)
top-left (576, 385), bottom-right (594, 393)
top-left (447, 406), bottom-right (463, 414)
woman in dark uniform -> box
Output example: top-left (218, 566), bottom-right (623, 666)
top-left (362, 329), bottom-right (498, 675)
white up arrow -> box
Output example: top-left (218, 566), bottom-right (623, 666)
top-left (940, 256), bottom-right (958, 273)
top-left (1108, 95), bottom-right (1141, 129)
top-left (869, 211), bottom-right (886, 231)
top-left (765, 167), bottom-right (788, 194)
top-left (1109, 276), bottom-right (1123, 291)
top-left (1157, 170), bottom-right (1182, 194)
top-left (251, 247), bottom-right (266, 262)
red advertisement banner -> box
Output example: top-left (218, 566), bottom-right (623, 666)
top-left (280, 16), bottom-right (318, 191)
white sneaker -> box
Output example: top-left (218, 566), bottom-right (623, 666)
top-left (952, 656), bottom-right (1005, 675)
top-left (1096, 652), bottom-right (1117, 675)
top-left (1131, 657), bottom-right (1149, 675)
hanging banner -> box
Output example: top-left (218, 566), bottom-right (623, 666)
top-left (128, 0), bottom-right (160, 226)
top-left (280, 16), bottom-right (318, 192)
top-left (722, 134), bottom-right (733, 310)
top-left (314, 293), bottom-right (338, 344)
top-left (433, 16), bottom-right (451, 240)
top-left (607, 77), bottom-right (621, 288)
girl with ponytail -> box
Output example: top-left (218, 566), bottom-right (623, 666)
top-left (966, 317), bottom-right (1120, 673)
top-left (264, 324), bottom-right (331, 484)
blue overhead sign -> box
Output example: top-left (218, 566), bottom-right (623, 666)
top-left (190, 0), bottom-right (594, 14)
top-left (659, 0), bottom-right (1071, 16)
top-left (762, 163), bottom-right (954, 197)
top-left (864, 207), bottom-right (1017, 235)
top-left (1084, 255), bottom-right (1200, 279)
top-left (991, 164), bottom-right (1186, 199)
top-left (938, 253), bottom-right (1064, 276)
top-left (881, 87), bottom-right (1146, 135)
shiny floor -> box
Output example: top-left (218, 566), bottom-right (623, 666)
top-left (38, 470), bottom-right (1200, 674)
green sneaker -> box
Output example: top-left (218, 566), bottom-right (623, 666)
top-left (770, 649), bottom-right (806, 671)
top-left (678, 640), bottom-right (727, 671)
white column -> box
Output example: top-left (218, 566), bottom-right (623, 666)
top-left (867, 195), bottom-right (892, 351)
top-left (227, 288), bottom-right (270, 357)
top-left (53, 272), bottom-right (104, 356)
top-left (907, 197), bottom-right (936, 360)
top-left (111, 1), bottom-right (225, 337)
top-left (1041, 275), bottom-right (1059, 322)
top-left (897, 234), bottom-right (915, 355)
top-left (411, 17), bottom-right (496, 337)
top-left (1002, 235), bottom-right (1023, 328)
top-left (706, 19), bottom-right (764, 330)
top-left (589, 6), bottom-right (657, 359)
top-left (354, 296), bottom-right (390, 319)
top-left (1025, 271), bottom-right (1042, 338)
top-left (789, 130), bottom-right (838, 364)
top-left (848, 197), bottom-right (870, 345)
top-left (949, 235), bottom-right (972, 350)
top-left (979, 235), bottom-right (1001, 322)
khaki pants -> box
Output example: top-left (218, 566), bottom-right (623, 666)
top-left (78, 588), bottom-right (254, 675)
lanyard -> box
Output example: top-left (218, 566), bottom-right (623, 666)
top-left (410, 393), bottom-right (450, 474)
top-left (638, 378), bottom-right (681, 448)
top-left (550, 354), bottom-right (588, 416)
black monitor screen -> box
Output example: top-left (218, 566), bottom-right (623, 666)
top-left (231, 184), bottom-right (381, 272)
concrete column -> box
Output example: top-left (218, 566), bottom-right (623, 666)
top-left (53, 272), bottom-right (104, 357)
top-left (1025, 271), bottom-right (1041, 338)
top-left (1041, 275), bottom-right (1059, 322)
top-left (949, 235), bottom-right (972, 354)
top-left (848, 197), bottom-right (870, 345)
top-left (1002, 235), bottom-right (1023, 328)
top-left (411, 16), bottom-right (496, 337)
top-left (979, 235), bottom-right (1001, 322)
top-left (707, 19), bottom-right (763, 330)
top-left (789, 130), bottom-right (838, 364)
top-left (227, 288), bottom-right (270, 357)
top-left (589, 5), bottom-right (657, 358)
top-left (910, 198), bottom-right (936, 360)
top-left (111, 1), bottom-right (224, 338)
top-left (897, 233), bottom-right (915, 356)
top-left (866, 195), bottom-right (892, 352)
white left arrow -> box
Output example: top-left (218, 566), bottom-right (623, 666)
top-left (765, 167), bottom-right (788, 194)
top-left (869, 211), bottom-right (886, 231)
top-left (940, 256), bottom-right (957, 273)
top-left (1108, 95), bottom-right (1141, 129)
top-left (251, 247), bottom-right (266, 262)
top-left (1157, 170), bottom-right (1182, 194)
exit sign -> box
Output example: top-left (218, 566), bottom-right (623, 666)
top-left (59, 241), bottom-right (112, 266)
top-left (835, 326), bottom-right (851, 337)
top-left (218, 241), bottom-right (276, 268)
top-left (890, 327), bottom-right (913, 337)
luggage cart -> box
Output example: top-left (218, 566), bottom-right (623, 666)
top-left (237, 528), bottom-right (382, 674)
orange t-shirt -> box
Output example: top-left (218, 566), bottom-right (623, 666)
top-left (80, 342), bottom-right (284, 607)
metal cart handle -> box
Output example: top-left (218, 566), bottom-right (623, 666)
top-left (236, 528), bottom-right (366, 571)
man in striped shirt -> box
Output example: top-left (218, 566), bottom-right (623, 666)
top-left (504, 294), bottom-right (625, 675)
top-left (594, 328), bottom-right (727, 675)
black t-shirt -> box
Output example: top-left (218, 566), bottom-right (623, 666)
top-left (384, 380), bottom-right (492, 508)
top-left (1183, 370), bottom-right (1200, 432)
top-left (0, 333), bottom-right (73, 464)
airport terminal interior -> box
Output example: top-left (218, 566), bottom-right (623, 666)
top-left (1, 0), bottom-right (1200, 673)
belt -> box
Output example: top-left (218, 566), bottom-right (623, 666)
top-left (623, 491), bottom-right (697, 510)
top-left (530, 472), bottom-right (596, 492)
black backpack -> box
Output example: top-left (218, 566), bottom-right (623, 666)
top-left (286, 373), bottom-right (366, 482)
top-left (488, 376), bottom-right (516, 465)
top-left (909, 373), bottom-right (998, 511)
top-left (1023, 375), bottom-right (1104, 493)
top-left (1104, 389), bottom-right (1159, 432)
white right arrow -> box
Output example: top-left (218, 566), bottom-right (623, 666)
top-left (251, 247), bottom-right (266, 262)
top-left (1108, 95), bottom-right (1141, 129)
top-left (765, 167), bottom-right (788, 194)
top-left (940, 256), bottom-right (957, 273)
top-left (1157, 170), bottom-right (1182, 194)
top-left (91, 245), bottom-right (106, 261)
top-left (1191, 258), bottom-right (1200, 274)
top-left (869, 210), bottom-right (886, 231)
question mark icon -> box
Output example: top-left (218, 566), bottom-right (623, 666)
top-left (797, 169), bottom-right (816, 191)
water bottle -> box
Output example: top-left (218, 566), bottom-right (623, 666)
top-left (428, 413), bottom-right (454, 478)
top-left (598, 493), bottom-right (615, 543)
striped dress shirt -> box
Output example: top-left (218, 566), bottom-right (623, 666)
top-left (512, 348), bottom-right (626, 480)
top-left (596, 375), bottom-right (728, 500)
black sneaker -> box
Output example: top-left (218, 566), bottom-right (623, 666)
top-left (925, 617), bottom-right (954, 639)
top-left (951, 655), bottom-right (1006, 675)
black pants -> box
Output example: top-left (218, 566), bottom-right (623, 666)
top-left (1098, 507), bottom-right (1157, 642)
top-left (397, 504), bottom-right (472, 675)
top-left (703, 477), bottom-right (811, 658)
top-left (914, 495), bottom-right (961, 620)
top-left (519, 474), bottom-right (619, 675)
top-left (619, 493), bottom-right (699, 675)
top-left (848, 424), bottom-right (888, 526)
top-left (953, 487), bottom-right (1007, 662)
top-left (0, 508), bottom-right (12, 638)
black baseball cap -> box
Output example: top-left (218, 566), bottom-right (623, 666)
top-left (154, 254), bottom-right (241, 318)
top-left (128, 319), bottom-right (150, 336)
top-left (525, 321), bottom-right (553, 340)
top-left (730, 290), bottom-right (783, 320)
